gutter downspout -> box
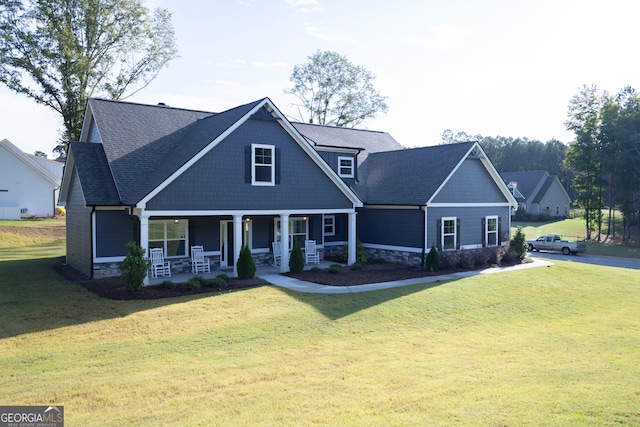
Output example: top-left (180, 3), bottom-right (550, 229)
top-left (421, 206), bottom-right (426, 268)
top-left (89, 207), bottom-right (95, 279)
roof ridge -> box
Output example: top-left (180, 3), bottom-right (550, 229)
top-left (89, 97), bottom-right (218, 115)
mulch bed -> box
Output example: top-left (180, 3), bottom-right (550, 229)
top-left (52, 261), bottom-right (267, 300)
top-left (53, 257), bottom-right (529, 300)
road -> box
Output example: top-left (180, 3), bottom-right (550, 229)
top-left (527, 251), bottom-right (640, 270)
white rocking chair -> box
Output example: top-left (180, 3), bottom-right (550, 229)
top-left (272, 241), bottom-right (282, 267)
top-left (305, 240), bottom-right (320, 265)
top-left (149, 247), bottom-right (171, 278)
top-left (191, 245), bottom-right (210, 274)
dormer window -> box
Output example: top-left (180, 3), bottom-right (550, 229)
top-left (338, 156), bottom-right (354, 178)
top-left (252, 144), bottom-right (275, 186)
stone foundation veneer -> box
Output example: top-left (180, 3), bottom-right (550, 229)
top-left (363, 247), bottom-right (423, 267)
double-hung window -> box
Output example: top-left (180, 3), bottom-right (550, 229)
top-left (485, 216), bottom-right (498, 247)
top-left (252, 143), bottom-right (275, 186)
top-left (323, 215), bottom-right (335, 236)
top-left (149, 219), bottom-right (188, 257)
top-left (338, 156), bottom-right (354, 178)
top-left (275, 217), bottom-right (308, 250)
top-left (441, 217), bottom-right (457, 250)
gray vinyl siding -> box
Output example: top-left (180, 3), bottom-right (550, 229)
top-left (189, 217), bottom-right (221, 252)
top-left (95, 210), bottom-right (136, 257)
top-left (86, 118), bottom-right (102, 143)
top-left (251, 216), bottom-right (272, 249)
top-left (426, 206), bottom-right (511, 249)
top-left (147, 118), bottom-right (353, 211)
top-left (324, 213), bottom-right (347, 243)
top-left (65, 168), bottom-right (93, 276)
top-left (317, 151), bottom-right (356, 185)
top-left (357, 207), bottom-right (424, 248)
top-left (432, 158), bottom-right (506, 203)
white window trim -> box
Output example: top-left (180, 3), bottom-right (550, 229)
top-left (485, 215), bottom-right (498, 247)
top-left (275, 216), bottom-right (309, 250)
top-left (252, 143), bottom-right (275, 186)
top-left (338, 156), bottom-right (354, 178)
top-left (441, 216), bottom-right (457, 251)
top-left (148, 219), bottom-right (189, 258)
top-left (323, 214), bottom-right (335, 236)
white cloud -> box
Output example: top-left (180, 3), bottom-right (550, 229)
top-left (304, 22), bottom-right (337, 41)
top-left (284, 0), bottom-right (321, 12)
top-left (252, 61), bottom-right (290, 68)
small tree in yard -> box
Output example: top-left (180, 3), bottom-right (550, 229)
top-left (289, 239), bottom-right (304, 274)
top-left (237, 245), bottom-right (256, 279)
top-left (119, 242), bottom-right (151, 291)
top-left (425, 244), bottom-right (440, 272)
top-left (510, 227), bottom-right (527, 259)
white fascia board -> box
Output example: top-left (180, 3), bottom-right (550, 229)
top-left (136, 100), bottom-right (268, 209)
top-left (139, 208), bottom-right (357, 217)
top-left (426, 202), bottom-right (515, 208)
top-left (426, 142), bottom-right (518, 208)
top-left (267, 99), bottom-right (363, 208)
top-left (58, 150), bottom-right (75, 205)
top-left (78, 102), bottom-right (95, 142)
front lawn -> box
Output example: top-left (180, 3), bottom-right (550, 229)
top-left (1, 221), bottom-right (639, 425)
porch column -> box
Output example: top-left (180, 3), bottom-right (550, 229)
top-left (348, 211), bottom-right (357, 265)
top-left (140, 214), bottom-right (150, 285)
top-left (280, 213), bottom-right (289, 273)
top-left (233, 214), bottom-right (243, 277)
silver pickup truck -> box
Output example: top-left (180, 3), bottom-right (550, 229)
top-left (526, 234), bottom-right (586, 255)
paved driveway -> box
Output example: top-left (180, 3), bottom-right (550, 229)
top-left (528, 251), bottom-right (640, 270)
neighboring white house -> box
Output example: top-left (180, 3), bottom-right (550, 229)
top-left (0, 138), bottom-right (63, 219)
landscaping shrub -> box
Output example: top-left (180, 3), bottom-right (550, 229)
top-left (510, 227), bottom-right (527, 259)
top-left (55, 206), bottom-right (66, 216)
top-left (118, 242), bottom-right (152, 291)
top-left (457, 250), bottom-right (476, 270)
top-left (206, 277), bottom-right (228, 288)
top-left (183, 277), bottom-right (202, 290)
top-left (159, 280), bottom-right (175, 289)
top-left (328, 264), bottom-right (342, 274)
top-left (342, 238), bottom-right (369, 263)
top-left (474, 247), bottom-right (492, 267)
top-left (216, 274), bottom-right (230, 283)
top-left (425, 244), bottom-right (439, 272)
top-left (310, 266), bottom-right (321, 273)
top-left (289, 239), bottom-right (304, 274)
top-left (237, 244), bottom-right (256, 279)
top-left (350, 262), bottom-right (364, 271)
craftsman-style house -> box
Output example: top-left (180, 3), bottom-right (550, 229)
top-left (59, 98), bottom-right (517, 279)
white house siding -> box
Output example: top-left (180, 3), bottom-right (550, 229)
top-left (538, 180), bottom-right (571, 217)
top-left (0, 142), bottom-right (59, 219)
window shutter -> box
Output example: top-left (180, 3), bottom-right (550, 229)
top-left (498, 218), bottom-right (502, 246)
top-left (481, 218), bottom-right (486, 247)
top-left (436, 219), bottom-right (441, 251)
top-left (275, 148), bottom-right (281, 184)
top-left (456, 218), bottom-right (461, 249)
top-left (245, 145), bottom-right (252, 183)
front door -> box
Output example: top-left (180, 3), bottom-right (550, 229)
top-left (220, 221), bottom-right (234, 267)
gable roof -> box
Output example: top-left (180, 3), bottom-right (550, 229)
top-left (291, 122), bottom-right (403, 164)
top-left (67, 142), bottom-right (121, 205)
top-left (353, 142), bottom-right (476, 205)
top-left (500, 170), bottom-right (549, 202)
top-left (0, 138), bottom-right (61, 187)
top-left (68, 98), bottom-right (362, 208)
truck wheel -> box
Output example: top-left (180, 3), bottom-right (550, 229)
top-left (562, 247), bottom-right (570, 255)
top-left (528, 244), bottom-right (534, 251)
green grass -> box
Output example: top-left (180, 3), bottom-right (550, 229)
top-left (2, 221), bottom-right (640, 425)
top-left (513, 216), bottom-right (640, 259)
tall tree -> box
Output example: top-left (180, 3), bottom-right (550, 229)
top-left (0, 0), bottom-right (178, 158)
top-left (564, 84), bottom-right (606, 240)
top-left (286, 50), bottom-right (388, 127)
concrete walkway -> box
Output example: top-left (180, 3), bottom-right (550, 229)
top-left (260, 258), bottom-right (553, 294)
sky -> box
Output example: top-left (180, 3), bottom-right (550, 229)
top-left (2, 0), bottom-right (640, 157)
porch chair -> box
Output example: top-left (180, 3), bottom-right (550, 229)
top-left (304, 240), bottom-right (320, 265)
top-left (149, 247), bottom-right (171, 278)
top-left (191, 245), bottom-right (210, 274)
top-left (272, 241), bottom-right (282, 267)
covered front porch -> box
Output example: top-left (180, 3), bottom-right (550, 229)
top-left (146, 258), bottom-right (340, 286)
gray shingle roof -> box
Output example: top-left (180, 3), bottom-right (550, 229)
top-left (70, 141), bottom-right (120, 205)
top-left (85, 98), bottom-right (263, 205)
top-left (291, 122), bottom-right (403, 164)
top-left (499, 170), bottom-right (549, 201)
top-left (355, 142), bottom-right (476, 205)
